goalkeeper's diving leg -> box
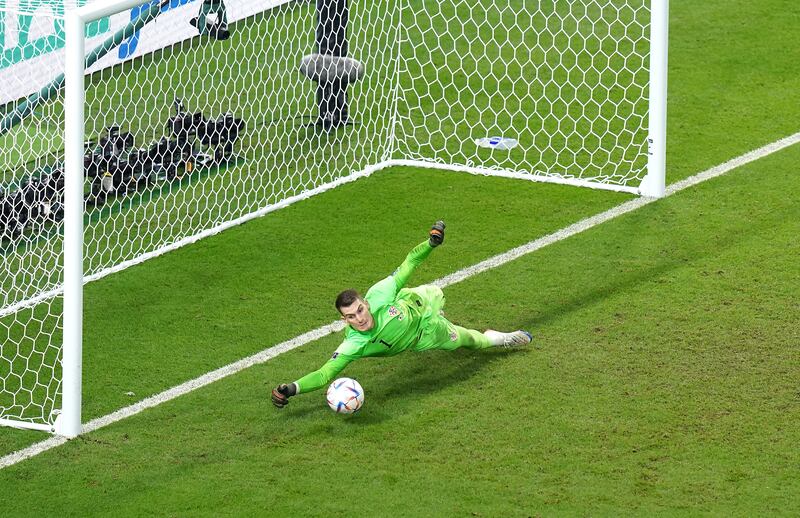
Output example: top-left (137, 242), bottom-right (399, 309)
top-left (402, 284), bottom-right (532, 351)
top-left (414, 318), bottom-right (532, 352)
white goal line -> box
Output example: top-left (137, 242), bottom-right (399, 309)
top-left (2, 130), bottom-right (799, 470)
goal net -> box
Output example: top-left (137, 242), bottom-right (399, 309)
top-left (0, 0), bottom-right (666, 434)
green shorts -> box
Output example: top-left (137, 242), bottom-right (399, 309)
top-left (400, 285), bottom-right (490, 352)
top-left (397, 285), bottom-right (455, 351)
top-left (412, 315), bottom-right (461, 351)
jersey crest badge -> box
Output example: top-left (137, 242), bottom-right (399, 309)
top-left (388, 305), bottom-right (403, 320)
top-left (449, 330), bottom-right (458, 342)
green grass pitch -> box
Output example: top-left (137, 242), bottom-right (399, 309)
top-left (1, 0), bottom-right (800, 515)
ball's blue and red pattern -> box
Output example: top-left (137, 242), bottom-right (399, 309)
top-left (326, 378), bottom-right (365, 414)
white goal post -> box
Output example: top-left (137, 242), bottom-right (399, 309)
top-left (0, 0), bottom-right (667, 437)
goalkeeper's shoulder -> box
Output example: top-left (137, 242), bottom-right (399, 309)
top-left (338, 332), bottom-right (368, 356)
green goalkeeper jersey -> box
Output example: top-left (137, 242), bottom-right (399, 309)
top-left (294, 240), bottom-right (439, 394)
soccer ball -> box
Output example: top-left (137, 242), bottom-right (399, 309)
top-left (326, 378), bottom-right (364, 414)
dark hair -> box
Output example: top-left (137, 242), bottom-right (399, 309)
top-left (335, 289), bottom-right (362, 312)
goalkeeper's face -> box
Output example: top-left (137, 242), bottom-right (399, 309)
top-left (339, 298), bottom-right (375, 332)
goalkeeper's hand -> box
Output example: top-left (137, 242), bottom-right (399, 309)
top-left (271, 383), bottom-right (296, 409)
top-left (429, 220), bottom-right (446, 247)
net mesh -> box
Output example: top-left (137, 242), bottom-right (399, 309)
top-left (1, 3), bottom-right (66, 427)
top-left (395, 0), bottom-right (650, 185)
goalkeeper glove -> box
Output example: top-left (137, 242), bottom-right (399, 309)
top-left (429, 220), bottom-right (446, 247)
top-left (271, 383), bottom-right (297, 408)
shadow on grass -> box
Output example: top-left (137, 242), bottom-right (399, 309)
top-left (513, 197), bottom-right (782, 333)
top-left (283, 346), bottom-right (526, 424)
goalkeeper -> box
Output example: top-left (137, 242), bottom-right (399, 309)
top-left (271, 221), bottom-right (532, 408)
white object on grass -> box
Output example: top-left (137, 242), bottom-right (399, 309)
top-left (326, 378), bottom-right (365, 414)
top-left (475, 136), bottom-right (519, 150)
top-left (299, 54), bottom-right (365, 84)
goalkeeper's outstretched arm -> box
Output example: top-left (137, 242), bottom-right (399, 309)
top-left (391, 221), bottom-right (446, 290)
top-left (271, 352), bottom-right (355, 408)
top-left (294, 352), bottom-right (355, 394)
